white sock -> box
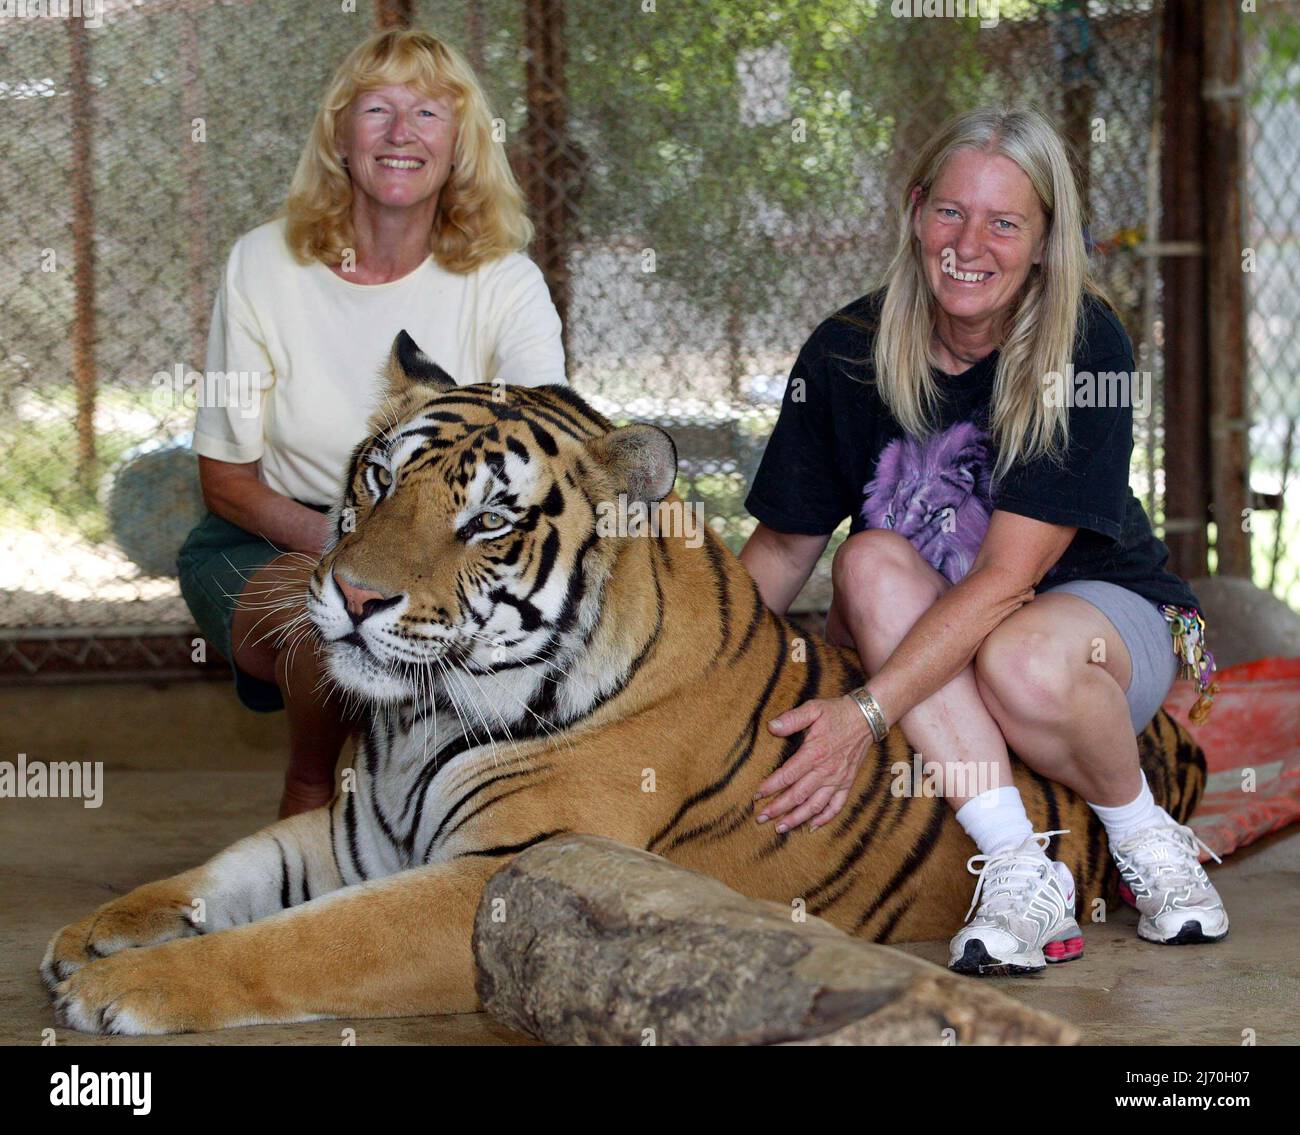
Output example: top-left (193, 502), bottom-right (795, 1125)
top-left (1088, 774), bottom-right (1174, 845)
top-left (955, 786), bottom-right (1034, 856)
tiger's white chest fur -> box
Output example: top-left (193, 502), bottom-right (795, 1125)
top-left (333, 645), bottom-right (618, 883)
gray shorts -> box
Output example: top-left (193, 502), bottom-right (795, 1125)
top-left (1039, 579), bottom-right (1179, 732)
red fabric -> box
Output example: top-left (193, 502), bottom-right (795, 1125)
top-left (1161, 658), bottom-right (1300, 858)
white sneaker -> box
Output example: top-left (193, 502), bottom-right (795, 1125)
top-left (948, 831), bottom-right (1084, 976)
top-left (1110, 820), bottom-right (1229, 944)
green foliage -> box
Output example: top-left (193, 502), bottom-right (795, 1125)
top-left (1250, 8), bottom-right (1300, 102)
top-left (0, 416), bottom-right (140, 543)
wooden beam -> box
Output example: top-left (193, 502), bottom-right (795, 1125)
top-left (180, 20), bottom-right (209, 382)
top-left (374, 0), bottom-right (413, 29)
top-left (67, 19), bottom-right (97, 489)
top-left (522, 0), bottom-right (572, 358)
top-left (1159, 0), bottom-right (1211, 576)
top-left (466, 1), bottom-right (486, 76)
top-left (1202, 0), bottom-right (1251, 576)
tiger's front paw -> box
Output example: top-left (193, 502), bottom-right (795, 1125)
top-left (52, 937), bottom-right (239, 1036)
top-left (41, 878), bottom-right (204, 993)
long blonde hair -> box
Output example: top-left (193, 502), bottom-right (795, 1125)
top-left (872, 106), bottom-right (1111, 481)
top-left (280, 28), bottom-right (532, 274)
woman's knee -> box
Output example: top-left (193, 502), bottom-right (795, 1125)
top-left (974, 618), bottom-right (1079, 729)
top-left (229, 557), bottom-right (313, 678)
top-left (831, 529), bottom-right (943, 612)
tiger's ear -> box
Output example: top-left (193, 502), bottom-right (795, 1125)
top-left (585, 424), bottom-right (678, 504)
top-left (384, 330), bottom-right (456, 395)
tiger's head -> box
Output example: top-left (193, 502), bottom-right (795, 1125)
top-left (307, 330), bottom-right (678, 704)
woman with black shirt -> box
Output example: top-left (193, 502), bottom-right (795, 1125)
top-left (740, 107), bottom-right (1225, 975)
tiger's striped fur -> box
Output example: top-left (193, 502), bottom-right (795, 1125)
top-left (42, 331), bottom-right (1205, 1034)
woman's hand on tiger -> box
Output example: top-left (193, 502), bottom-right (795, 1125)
top-left (754, 696), bottom-right (872, 833)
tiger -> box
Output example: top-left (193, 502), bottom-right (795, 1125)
top-left (42, 329), bottom-right (1205, 1035)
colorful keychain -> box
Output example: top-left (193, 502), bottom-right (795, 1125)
top-left (1159, 603), bottom-right (1219, 725)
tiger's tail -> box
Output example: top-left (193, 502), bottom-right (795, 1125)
top-left (1138, 708), bottom-right (1208, 826)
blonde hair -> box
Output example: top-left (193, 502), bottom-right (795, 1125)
top-left (871, 106), bottom-right (1112, 482)
top-left (280, 28), bottom-right (532, 274)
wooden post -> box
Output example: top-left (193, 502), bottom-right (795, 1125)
top-left (1158, 0), bottom-right (1211, 577)
top-left (1058, 3), bottom-right (1094, 214)
top-left (522, 0), bottom-right (572, 358)
top-left (1202, 0), bottom-right (1251, 576)
top-left (67, 19), bottom-right (97, 490)
top-left (466, 1), bottom-right (486, 75)
top-left (374, 0), bottom-right (412, 29)
top-left (180, 20), bottom-right (208, 380)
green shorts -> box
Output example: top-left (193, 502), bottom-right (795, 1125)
top-left (176, 507), bottom-right (326, 713)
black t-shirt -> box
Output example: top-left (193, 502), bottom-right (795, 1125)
top-left (744, 290), bottom-right (1199, 611)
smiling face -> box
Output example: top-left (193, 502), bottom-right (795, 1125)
top-left (912, 147), bottom-right (1047, 329)
top-left (337, 83), bottom-right (457, 212)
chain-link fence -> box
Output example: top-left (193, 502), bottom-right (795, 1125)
top-left (1245, 1), bottom-right (1300, 607)
top-left (0, 0), bottom-right (1295, 680)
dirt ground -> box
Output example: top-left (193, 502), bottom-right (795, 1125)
top-left (1, 680), bottom-right (1295, 1046)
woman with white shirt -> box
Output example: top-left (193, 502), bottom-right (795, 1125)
top-left (179, 28), bottom-right (566, 818)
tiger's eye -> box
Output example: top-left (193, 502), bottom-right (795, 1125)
top-left (480, 511), bottom-right (505, 529)
top-left (375, 465), bottom-right (392, 488)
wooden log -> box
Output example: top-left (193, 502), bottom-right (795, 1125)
top-left (472, 834), bottom-right (1080, 1046)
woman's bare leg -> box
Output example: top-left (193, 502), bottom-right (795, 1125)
top-left (829, 529), bottom-right (1013, 808)
top-left (228, 554), bottom-right (357, 818)
top-left (972, 592), bottom-right (1140, 806)
top-left (832, 531), bottom-right (1142, 807)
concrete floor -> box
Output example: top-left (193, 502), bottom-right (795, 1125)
top-left (2, 680), bottom-right (1296, 1046)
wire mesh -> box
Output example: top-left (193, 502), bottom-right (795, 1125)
top-left (1244, 0), bottom-right (1300, 607)
top-left (0, 0), bottom-right (1292, 680)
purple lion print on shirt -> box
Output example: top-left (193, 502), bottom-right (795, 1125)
top-left (861, 420), bottom-right (994, 584)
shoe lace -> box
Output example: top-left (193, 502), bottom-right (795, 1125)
top-left (1117, 823), bottom-right (1222, 890)
top-left (964, 830), bottom-right (1069, 921)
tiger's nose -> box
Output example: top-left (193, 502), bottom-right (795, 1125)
top-left (334, 573), bottom-right (401, 625)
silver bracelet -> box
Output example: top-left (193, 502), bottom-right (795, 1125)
top-left (847, 685), bottom-right (889, 743)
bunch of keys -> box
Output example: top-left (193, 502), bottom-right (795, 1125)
top-left (1160, 603), bottom-right (1219, 725)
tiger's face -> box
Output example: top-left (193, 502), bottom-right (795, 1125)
top-left (307, 331), bottom-right (676, 704)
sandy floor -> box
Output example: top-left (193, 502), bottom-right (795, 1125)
top-left (1, 680), bottom-right (1295, 1046)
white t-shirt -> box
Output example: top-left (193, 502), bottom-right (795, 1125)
top-left (193, 216), bottom-right (567, 505)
